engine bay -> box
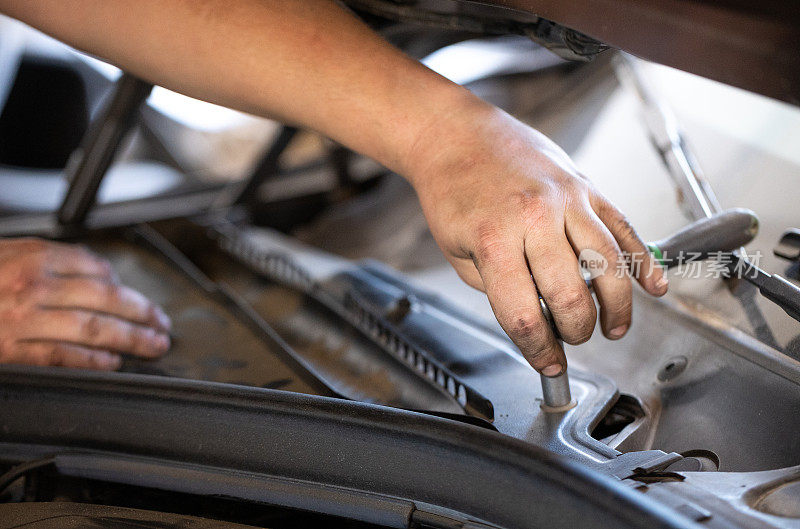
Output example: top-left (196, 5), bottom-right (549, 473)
top-left (4, 216), bottom-right (797, 527)
top-left (1, 3), bottom-right (799, 526)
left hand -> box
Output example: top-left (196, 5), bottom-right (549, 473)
top-left (0, 238), bottom-right (171, 370)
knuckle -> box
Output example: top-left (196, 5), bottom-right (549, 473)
top-left (23, 252), bottom-right (48, 276)
top-left (9, 270), bottom-right (46, 297)
top-left (594, 238), bottom-right (623, 263)
top-left (47, 344), bottom-right (66, 366)
top-left (514, 192), bottom-right (553, 226)
top-left (562, 177), bottom-right (589, 199)
top-left (549, 289), bottom-right (596, 344)
top-left (512, 189), bottom-right (549, 210)
top-left (610, 212), bottom-right (641, 243)
top-left (549, 287), bottom-right (591, 314)
top-left (10, 284), bottom-right (48, 313)
top-left (24, 281), bottom-right (52, 305)
top-left (507, 309), bottom-right (549, 341)
top-left (80, 314), bottom-right (103, 341)
top-left (473, 224), bottom-right (508, 264)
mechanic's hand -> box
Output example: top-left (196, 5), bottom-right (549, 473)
top-left (0, 238), bottom-right (171, 370)
top-left (408, 103), bottom-right (668, 376)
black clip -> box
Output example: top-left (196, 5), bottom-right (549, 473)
top-left (775, 229), bottom-right (800, 261)
top-left (775, 229), bottom-right (800, 279)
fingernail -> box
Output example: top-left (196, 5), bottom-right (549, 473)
top-left (655, 276), bottom-right (669, 291)
top-left (609, 324), bottom-right (628, 339)
top-left (542, 364), bottom-right (562, 377)
top-left (155, 307), bottom-right (172, 331)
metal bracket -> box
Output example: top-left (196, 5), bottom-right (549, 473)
top-left (57, 73), bottom-right (153, 227)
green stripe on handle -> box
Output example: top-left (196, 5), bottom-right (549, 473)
top-left (647, 244), bottom-right (665, 266)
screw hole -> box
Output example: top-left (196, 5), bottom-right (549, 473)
top-left (658, 356), bottom-right (688, 382)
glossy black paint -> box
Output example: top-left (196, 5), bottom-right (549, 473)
top-left (0, 367), bottom-right (696, 529)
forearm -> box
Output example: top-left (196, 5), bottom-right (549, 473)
top-left (0, 0), bottom-right (479, 175)
top-left (1, 0), bottom-right (669, 376)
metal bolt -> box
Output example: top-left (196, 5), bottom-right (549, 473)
top-left (537, 297), bottom-right (577, 412)
top-left (540, 371), bottom-right (576, 412)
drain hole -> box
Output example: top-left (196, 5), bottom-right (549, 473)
top-left (591, 394), bottom-right (645, 446)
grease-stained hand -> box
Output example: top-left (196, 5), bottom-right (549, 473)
top-left (0, 238), bottom-right (171, 370)
top-left (408, 103), bottom-right (668, 376)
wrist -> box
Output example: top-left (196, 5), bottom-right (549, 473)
top-left (399, 86), bottom-right (500, 186)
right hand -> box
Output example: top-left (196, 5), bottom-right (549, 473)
top-left (0, 238), bottom-right (171, 370)
top-left (406, 103), bottom-right (668, 375)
